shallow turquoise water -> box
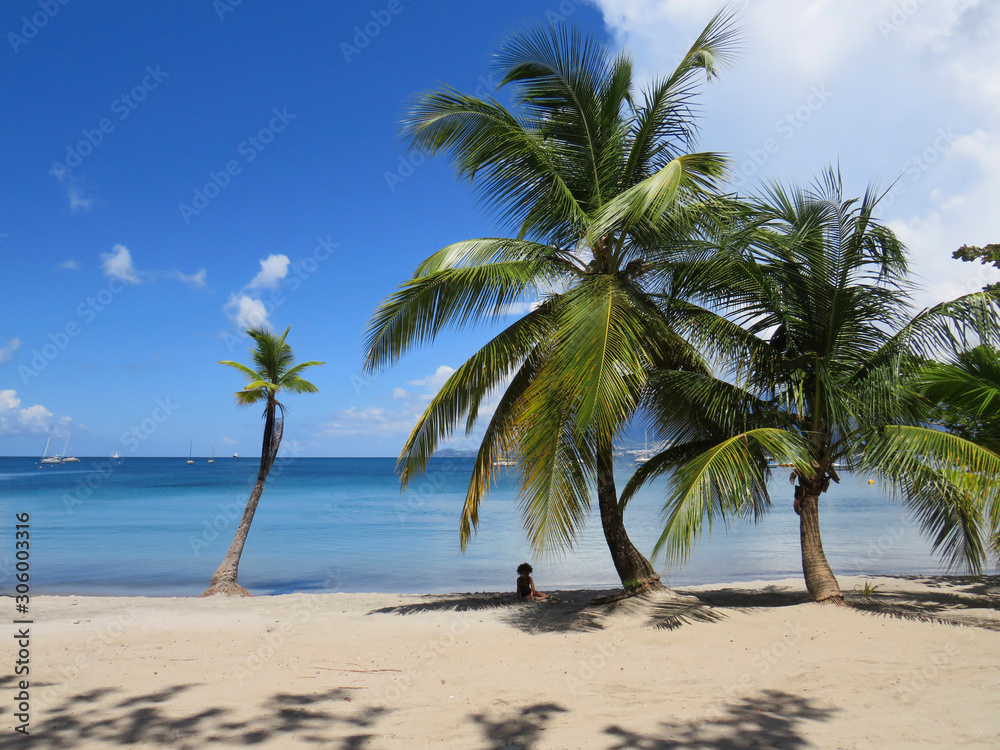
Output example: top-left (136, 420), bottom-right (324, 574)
top-left (0, 456), bottom-right (983, 596)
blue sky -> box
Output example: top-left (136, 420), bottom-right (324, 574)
top-left (2, 0), bottom-right (998, 457)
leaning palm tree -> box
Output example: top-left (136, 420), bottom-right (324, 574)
top-left (201, 326), bottom-right (323, 597)
top-left (364, 13), bottom-right (740, 592)
top-left (623, 170), bottom-right (1000, 603)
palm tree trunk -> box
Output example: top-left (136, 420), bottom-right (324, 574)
top-left (797, 490), bottom-right (844, 604)
top-left (201, 400), bottom-right (277, 597)
top-left (596, 439), bottom-right (663, 593)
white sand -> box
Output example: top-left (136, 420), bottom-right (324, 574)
top-left (14, 575), bottom-right (1000, 748)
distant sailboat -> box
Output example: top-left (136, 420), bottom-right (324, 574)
top-left (186, 440), bottom-right (194, 465)
top-left (111, 451), bottom-right (120, 460)
top-left (39, 430), bottom-right (62, 464)
top-left (635, 430), bottom-right (652, 466)
top-left (208, 443), bottom-right (215, 464)
top-left (60, 432), bottom-right (80, 463)
top-left (233, 452), bottom-right (239, 458)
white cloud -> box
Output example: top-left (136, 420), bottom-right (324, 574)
top-left (223, 254), bottom-right (293, 332)
top-left (498, 301), bottom-right (542, 316)
top-left (0, 389), bottom-right (54, 436)
top-left (67, 183), bottom-right (94, 212)
top-left (314, 364), bottom-right (509, 448)
top-left (407, 365), bottom-right (455, 390)
top-left (592, 0), bottom-right (1000, 307)
top-left (247, 254), bottom-right (290, 289)
top-left (225, 294), bottom-right (271, 330)
top-left (0, 337), bottom-right (21, 364)
top-left (318, 365), bottom-right (457, 440)
top-left (98, 245), bottom-right (205, 289)
top-left (49, 168), bottom-right (96, 213)
top-left (889, 128), bottom-right (1000, 303)
top-left (166, 268), bottom-right (208, 288)
top-left (317, 406), bottom-right (424, 438)
top-left (100, 244), bottom-right (142, 284)
top-left (58, 259), bottom-right (80, 271)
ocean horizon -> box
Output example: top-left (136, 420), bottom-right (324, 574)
top-left (1, 455), bottom-right (990, 598)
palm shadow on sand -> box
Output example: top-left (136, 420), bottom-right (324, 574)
top-left (604, 689), bottom-right (837, 750)
top-left (464, 690), bottom-right (835, 750)
top-left (0, 677), bottom-right (834, 749)
top-left (368, 588), bottom-right (729, 633)
top-left (368, 576), bottom-right (1000, 633)
top-left (0, 678), bottom-right (390, 750)
top-left (843, 574), bottom-right (1000, 630)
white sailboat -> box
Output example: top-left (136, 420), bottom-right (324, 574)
top-left (60, 432), bottom-right (80, 463)
top-left (186, 440), bottom-right (194, 465)
top-left (208, 443), bottom-right (215, 464)
top-left (635, 430), bottom-right (655, 466)
top-left (39, 430), bottom-right (62, 464)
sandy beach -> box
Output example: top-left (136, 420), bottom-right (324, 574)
top-left (12, 575), bottom-right (1000, 749)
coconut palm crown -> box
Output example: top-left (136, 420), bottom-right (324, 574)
top-left (364, 12), bottom-right (740, 591)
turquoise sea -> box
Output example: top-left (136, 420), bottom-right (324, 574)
top-left (0, 456), bottom-right (985, 597)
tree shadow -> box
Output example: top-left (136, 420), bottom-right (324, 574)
top-left (675, 584), bottom-right (811, 610)
top-left (369, 589), bottom-right (616, 633)
top-left (14, 683), bottom-right (390, 749)
top-left (645, 596), bottom-right (729, 631)
top-left (369, 588), bottom-right (731, 634)
top-left (470, 702), bottom-right (568, 749)
top-left (368, 591), bottom-right (519, 616)
top-left (845, 575), bottom-right (1000, 630)
top-left (604, 689), bottom-right (836, 749)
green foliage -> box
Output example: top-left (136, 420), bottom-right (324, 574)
top-left (365, 13), bottom-right (741, 556)
top-left (854, 580), bottom-right (881, 597)
top-left (625, 169), bottom-right (1000, 574)
top-left (953, 243), bottom-right (1000, 291)
top-left (220, 326), bottom-right (324, 412)
top-left (917, 345), bottom-right (1000, 454)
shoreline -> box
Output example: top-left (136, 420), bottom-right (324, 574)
top-left (24, 570), bottom-right (1000, 600)
top-left (20, 575), bottom-right (1000, 748)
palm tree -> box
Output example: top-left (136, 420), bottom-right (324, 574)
top-left (364, 13), bottom-right (740, 593)
top-left (201, 326), bottom-right (323, 597)
top-left (622, 170), bottom-right (1000, 603)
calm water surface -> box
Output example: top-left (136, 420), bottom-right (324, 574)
top-left (0, 456), bottom-right (984, 596)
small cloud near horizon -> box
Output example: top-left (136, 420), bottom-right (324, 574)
top-left (314, 364), bottom-right (497, 444)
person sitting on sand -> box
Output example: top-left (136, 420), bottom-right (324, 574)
top-left (516, 562), bottom-right (548, 601)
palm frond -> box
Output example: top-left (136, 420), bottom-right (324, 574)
top-left (459, 345), bottom-right (546, 548)
top-left (364, 257), bottom-right (555, 373)
top-left (652, 428), bottom-right (813, 566)
top-left (861, 424), bottom-right (1000, 572)
top-left (397, 303), bottom-right (553, 489)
